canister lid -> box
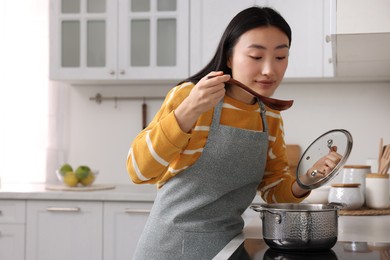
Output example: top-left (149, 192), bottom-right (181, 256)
top-left (343, 165), bottom-right (370, 169)
top-left (331, 183), bottom-right (360, 188)
top-left (296, 129), bottom-right (353, 190)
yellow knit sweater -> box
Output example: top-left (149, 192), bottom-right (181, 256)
top-left (127, 82), bottom-right (306, 203)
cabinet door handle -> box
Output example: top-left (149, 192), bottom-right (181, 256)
top-left (46, 207), bottom-right (80, 212)
top-left (124, 209), bottom-right (150, 214)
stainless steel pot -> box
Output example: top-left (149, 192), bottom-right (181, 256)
top-left (251, 203), bottom-right (344, 251)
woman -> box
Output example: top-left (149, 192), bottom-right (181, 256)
top-left (127, 6), bottom-right (341, 259)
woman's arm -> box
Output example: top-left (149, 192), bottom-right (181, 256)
top-left (127, 85), bottom-right (192, 184)
top-left (174, 71), bottom-right (230, 132)
top-left (127, 72), bottom-right (230, 184)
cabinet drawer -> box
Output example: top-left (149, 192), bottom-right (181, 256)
top-left (0, 200), bottom-right (26, 224)
top-left (0, 224), bottom-right (25, 260)
top-left (103, 201), bottom-right (153, 259)
top-left (26, 200), bottom-right (103, 260)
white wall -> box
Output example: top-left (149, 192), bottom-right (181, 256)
top-left (66, 80), bottom-right (390, 185)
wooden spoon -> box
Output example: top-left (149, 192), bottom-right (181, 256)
top-left (142, 99), bottom-right (147, 129)
top-left (379, 145), bottom-right (390, 174)
top-left (227, 78), bottom-right (294, 111)
top-left (378, 137), bottom-right (383, 174)
top-left (207, 76), bottom-right (294, 111)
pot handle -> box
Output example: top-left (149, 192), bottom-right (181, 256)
top-left (328, 202), bottom-right (346, 209)
top-left (249, 204), bottom-right (267, 212)
top-left (250, 204), bottom-right (282, 224)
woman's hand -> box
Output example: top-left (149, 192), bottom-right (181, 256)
top-left (292, 146), bottom-right (343, 197)
top-left (174, 71), bottom-right (230, 132)
top-left (306, 146), bottom-right (343, 181)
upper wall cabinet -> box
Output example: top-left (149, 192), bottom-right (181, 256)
top-left (332, 0), bottom-right (390, 79)
top-left (50, 0), bottom-right (189, 81)
top-left (189, 0), bottom-right (256, 75)
top-left (190, 0), bottom-right (334, 78)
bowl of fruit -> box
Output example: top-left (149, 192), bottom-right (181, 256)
top-left (56, 163), bottom-right (98, 187)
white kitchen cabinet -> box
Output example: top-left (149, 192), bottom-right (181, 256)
top-left (332, 0), bottom-right (390, 79)
top-left (0, 200), bottom-right (26, 260)
top-left (190, 0), bottom-right (334, 78)
top-left (337, 0), bottom-right (390, 34)
top-left (50, 0), bottom-right (189, 81)
top-left (25, 200), bottom-right (103, 260)
top-left (189, 0), bottom-right (256, 75)
top-left (103, 201), bottom-right (152, 259)
top-left (261, 0), bottom-right (334, 78)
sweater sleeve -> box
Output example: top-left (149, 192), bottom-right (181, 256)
top-left (257, 111), bottom-right (310, 203)
top-left (126, 83), bottom-right (193, 184)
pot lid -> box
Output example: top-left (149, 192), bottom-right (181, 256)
top-left (296, 129), bottom-right (353, 190)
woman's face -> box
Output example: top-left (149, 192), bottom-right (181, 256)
top-left (227, 26), bottom-right (289, 104)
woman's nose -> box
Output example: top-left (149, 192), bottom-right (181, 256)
top-left (261, 59), bottom-right (275, 77)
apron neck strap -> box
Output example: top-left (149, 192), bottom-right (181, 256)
top-left (210, 98), bottom-right (269, 133)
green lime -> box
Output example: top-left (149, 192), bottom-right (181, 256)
top-left (59, 163), bottom-right (73, 176)
top-left (80, 172), bottom-right (95, 186)
top-left (75, 165), bottom-right (91, 180)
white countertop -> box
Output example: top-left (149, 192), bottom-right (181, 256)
top-left (2, 183), bottom-right (390, 259)
top-left (0, 183), bottom-right (157, 202)
top-left (214, 211), bottom-right (390, 259)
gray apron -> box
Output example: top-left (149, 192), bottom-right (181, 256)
top-left (133, 99), bottom-right (269, 260)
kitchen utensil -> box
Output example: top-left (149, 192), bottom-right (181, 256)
top-left (379, 145), bottom-right (390, 174)
top-left (328, 183), bottom-right (364, 210)
top-left (249, 130), bottom-right (352, 251)
top-left (142, 98), bottom-right (147, 129)
top-left (250, 203), bottom-right (344, 251)
top-left (365, 173), bottom-right (390, 209)
top-left (227, 78), bottom-right (293, 111)
top-left (207, 76), bottom-right (294, 111)
top-left (296, 129), bottom-right (353, 189)
top-left (378, 138), bottom-right (383, 173)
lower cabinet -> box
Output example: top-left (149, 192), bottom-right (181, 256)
top-left (0, 198), bottom-right (152, 259)
top-left (25, 200), bottom-right (103, 260)
top-left (23, 199), bottom-right (152, 260)
top-left (103, 202), bottom-right (151, 259)
top-left (0, 200), bottom-right (26, 260)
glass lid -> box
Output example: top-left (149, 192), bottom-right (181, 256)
top-left (296, 129), bottom-right (353, 189)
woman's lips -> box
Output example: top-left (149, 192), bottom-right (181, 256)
top-left (256, 80), bottom-right (275, 89)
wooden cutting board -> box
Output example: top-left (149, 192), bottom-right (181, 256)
top-left (45, 184), bottom-right (115, 191)
top-left (286, 144), bottom-right (301, 176)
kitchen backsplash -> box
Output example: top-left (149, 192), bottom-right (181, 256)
top-left (65, 80), bottom-right (390, 185)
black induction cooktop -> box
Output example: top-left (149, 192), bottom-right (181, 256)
top-left (228, 239), bottom-right (390, 260)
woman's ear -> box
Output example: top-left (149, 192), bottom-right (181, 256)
top-left (227, 58), bottom-right (232, 69)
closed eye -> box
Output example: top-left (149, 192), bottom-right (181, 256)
top-left (250, 56), bottom-right (262, 60)
top-left (276, 56), bottom-right (287, 60)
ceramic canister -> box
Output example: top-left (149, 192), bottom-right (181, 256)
top-left (328, 183), bottom-right (364, 210)
top-left (365, 174), bottom-right (390, 209)
top-left (342, 165), bottom-right (371, 203)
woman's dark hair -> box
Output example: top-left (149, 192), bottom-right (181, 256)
top-left (181, 6), bottom-right (291, 84)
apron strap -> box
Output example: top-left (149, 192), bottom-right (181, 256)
top-left (257, 98), bottom-right (269, 133)
top-left (209, 100), bottom-right (224, 133)
top-left (210, 98), bottom-right (269, 133)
